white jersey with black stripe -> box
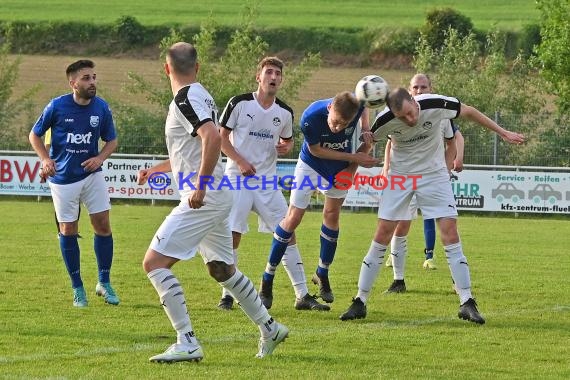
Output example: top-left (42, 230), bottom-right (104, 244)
top-left (220, 92), bottom-right (293, 177)
top-left (165, 83), bottom-right (226, 200)
top-left (372, 93), bottom-right (460, 175)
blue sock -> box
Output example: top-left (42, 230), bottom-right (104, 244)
top-left (94, 234), bottom-right (114, 283)
top-left (59, 234), bottom-right (82, 288)
top-left (317, 224), bottom-right (339, 277)
top-left (264, 225), bottom-right (292, 281)
top-left (423, 218), bottom-right (436, 259)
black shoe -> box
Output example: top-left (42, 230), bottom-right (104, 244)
top-left (339, 297), bottom-right (367, 321)
top-left (385, 279), bottom-right (406, 293)
top-left (295, 294), bottom-right (331, 311)
top-left (217, 295), bottom-right (234, 310)
top-left (458, 298), bottom-right (485, 324)
top-left (311, 273), bottom-right (334, 303)
top-left (259, 278), bottom-right (274, 310)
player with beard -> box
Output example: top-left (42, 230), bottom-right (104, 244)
top-left (29, 59), bottom-right (119, 308)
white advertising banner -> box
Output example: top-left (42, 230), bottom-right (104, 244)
top-left (1, 155), bottom-right (568, 214)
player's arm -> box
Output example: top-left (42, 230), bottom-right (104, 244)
top-left (359, 108), bottom-right (376, 145)
top-left (276, 136), bottom-right (293, 156)
top-left (82, 138), bottom-right (117, 172)
top-left (29, 130), bottom-right (56, 177)
top-left (444, 136), bottom-right (457, 172)
top-left (137, 160), bottom-right (172, 185)
top-left (382, 139), bottom-right (392, 177)
top-left (454, 130), bottom-right (465, 172)
top-left (459, 104), bottom-right (525, 144)
top-left (308, 143), bottom-right (379, 168)
top-left (188, 120), bottom-right (221, 208)
top-left (220, 127), bottom-right (256, 176)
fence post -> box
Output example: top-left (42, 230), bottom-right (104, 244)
top-left (493, 111), bottom-right (500, 165)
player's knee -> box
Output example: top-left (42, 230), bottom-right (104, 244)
top-left (206, 260), bottom-right (235, 282)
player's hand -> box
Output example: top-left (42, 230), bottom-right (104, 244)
top-left (137, 169), bottom-right (150, 185)
top-left (81, 157), bottom-right (104, 172)
top-left (189, 189), bottom-right (206, 209)
top-left (453, 158), bottom-right (464, 172)
top-left (41, 158), bottom-right (56, 177)
top-left (39, 169), bottom-right (48, 183)
top-left (238, 160), bottom-right (256, 177)
top-left (501, 130), bottom-right (525, 145)
top-left (360, 131), bottom-right (375, 145)
top-left (275, 141), bottom-right (293, 155)
top-left (353, 152), bottom-right (381, 168)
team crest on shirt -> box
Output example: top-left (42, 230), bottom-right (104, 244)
top-left (422, 121), bottom-right (433, 131)
top-left (90, 116), bottom-right (99, 128)
top-left (345, 126), bottom-right (355, 135)
top-left (273, 117), bottom-right (281, 126)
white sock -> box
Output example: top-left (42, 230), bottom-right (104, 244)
top-left (356, 241), bottom-right (387, 303)
top-left (444, 242), bottom-right (473, 304)
top-left (221, 249), bottom-right (238, 299)
top-left (391, 235), bottom-right (408, 280)
top-left (220, 269), bottom-right (275, 338)
top-left (282, 244), bottom-right (308, 299)
top-left (147, 268), bottom-right (196, 345)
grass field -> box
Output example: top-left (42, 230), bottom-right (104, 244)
top-left (0, 0), bottom-right (539, 30)
top-left (1, 199), bottom-right (568, 379)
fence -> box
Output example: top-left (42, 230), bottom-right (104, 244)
top-left (2, 112), bottom-right (568, 167)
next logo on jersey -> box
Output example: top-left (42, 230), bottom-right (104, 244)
top-left (322, 139), bottom-right (349, 150)
top-left (67, 131), bottom-right (93, 144)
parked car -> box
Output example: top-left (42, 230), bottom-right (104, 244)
top-left (491, 183), bottom-right (525, 203)
top-left (528, 184), bottom-right (562, 204)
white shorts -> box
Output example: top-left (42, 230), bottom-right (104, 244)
top-left (49, 171), bottom-right (111, 222)
top-left (378, 168), bottom-right (457, 220)
top-left (290, 160), bottom-right (347, 209)
top-left (228, 179), bottom-right (288, 234)
top-left (149, 200), bottom-right (233, 264)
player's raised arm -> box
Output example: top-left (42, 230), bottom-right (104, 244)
top-left (460, 104), bottom-right (525, 144)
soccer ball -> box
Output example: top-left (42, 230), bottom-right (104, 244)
top-left (354, 75), bottom-right (389, 109)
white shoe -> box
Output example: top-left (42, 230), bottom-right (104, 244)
top-left (256, 323), bottom-right (289, 358)
top-left (385, 254), bottom-right (393, 267)
top-left (422, 258), bottom-right (437, 270)
top-left (149, 343), bottom-right (204, 363)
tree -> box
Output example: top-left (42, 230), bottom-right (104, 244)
top-left (535, 0), bottom-right (570, 114)
top-left (114, 2), bottom-right (320, 155)
top-left (0, 42), bottom-right (39, 149)
top-left (413, 28), bottom-right (549, 166)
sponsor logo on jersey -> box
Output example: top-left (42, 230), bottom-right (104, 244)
top-left (249, 128), bottom-right (274, 140)
top-left (66, 131), bottom-right (93, 144)
top-left (322, 139), bottom-right (349, 150)
top-left (90, 116), bottom-right (99, 128)
top-left (400, 134), bottom-right (428, 144)
top-left (65, 118), bottom-right (74, 123)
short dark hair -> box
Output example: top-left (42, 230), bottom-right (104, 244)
top-left (66, 60), bottom-right (94, 78)
top-left (386, 87), bottom-right (413, 112)
top-left (167, 42), bottom-right (198, 75)
top-left (257, 56), bottom-right (284, 74)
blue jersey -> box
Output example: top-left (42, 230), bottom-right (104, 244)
top-left (299, 98), bottom-right (364, 179)
top-left (32, 94), bottom-right (116, 184)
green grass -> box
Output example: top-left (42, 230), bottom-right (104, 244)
top-left (1, 0), bottom-right (539, 30)
top-left (1, 199), bottom-right (568, 379)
